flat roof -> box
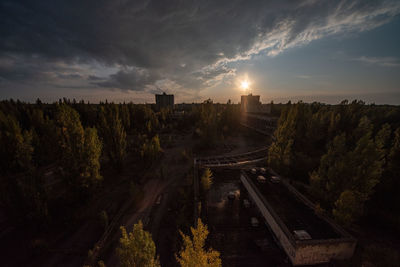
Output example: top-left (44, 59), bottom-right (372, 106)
top-left (244, 170), bottom-right (341, 240)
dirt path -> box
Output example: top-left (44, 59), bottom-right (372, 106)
top-left (104, 178), bottom-right (168, 267)
top-left (104, 132), bottom-right (193, 266)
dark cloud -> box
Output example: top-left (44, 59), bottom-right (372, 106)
top-left (93, 67), bottom-right (161, 90)
top-left (88, 75), bottom-right (104, 81)
top-left (57, 73), bottom-right (83, 79)
top-left (0, 0), bottom-right (399, 96)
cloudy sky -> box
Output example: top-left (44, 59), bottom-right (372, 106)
top-left (1, 0), bottom-right (400, 104)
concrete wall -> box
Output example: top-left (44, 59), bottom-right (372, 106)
top-left (294, 240), bottom-right (356, 265)
top-left (240, 174), bottom-right (297, 262)
top-left (240, 173), bottom-right (356, 266)
top-left (279, 175), bottom-right (356, 240)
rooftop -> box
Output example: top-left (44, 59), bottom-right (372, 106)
top-left (243, 170), bottom-right (342, 240)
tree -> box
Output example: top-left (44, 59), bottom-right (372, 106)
top-left (98, 105), bottom-right (127, 169)
top-left (220, 103), bottom-right (240, 135)
top-left (348, 122), bottom-right (382, 203)
top-left (367, 127), bottom-right (400, 229)
top-left (176, 219), bottom-right (221, 267)
top-left (333, 190), bottom-right (363, 225)
top-left (117, 221), bottom-right (160, 267)
top-left (386, 127), bottom-right (400, 209)
top-left (375, 123), bottom-right (392, 163)
top-left (81, 127), bottom-right (102, 188)
top-left (201, 168), bottom-right (213, 191)
top-left (197, 101), bottom-right (219, 147)
top-left (311, 116), bottom-right (383, 224)
top-left (310, 133), bottom-right (349, 205)
top-left (0, 111), bottom-right (50, 225)
top-left (140, 135), bottom-right (162, 163)
top-left (0, 110), bottom-right (33, 173)
top-left (120, 103), bottom-right (131, 132)
top-left (268, 105), bottom-right (296, 175)
top-left (29, 108), bottom-right (58, 166)
top-left (55, 104), bottom-right (102, 190)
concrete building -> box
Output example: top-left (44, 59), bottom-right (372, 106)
top-left (241, 94), bottom-right (261, 113)
top-left (155, 92), bottom-right (174, 109)
top-left (240, 170), bottom-right (356, 265)
top-left (241, 94), bottom-right (271, 114)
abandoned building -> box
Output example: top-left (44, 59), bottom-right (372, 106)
top-left (240, 170), bottom-right (356, 265)
top-left (241, 94), bottom-right (271, 114)
top-left (155, 92), bottom-right (174, 109)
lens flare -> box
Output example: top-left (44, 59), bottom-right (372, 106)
top-left (241, 80), bottom-right (249, 90)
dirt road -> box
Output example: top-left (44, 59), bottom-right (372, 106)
top-left (103, 132), bottom-right (193, 266)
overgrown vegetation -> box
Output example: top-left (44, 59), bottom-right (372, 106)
top-left (268, 100), bottom-right (400, 228)
top-left (201, 168), bottom-right (213, 192)
top-left (117, 221), bottom-right (160, 267)
top-left (192, 100), bottom-right (240, 149)
top-left (0, 99), bottom-right (167, 228)
top-left (176, 219), bottom-right (222, 267)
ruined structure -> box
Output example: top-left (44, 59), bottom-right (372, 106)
top-left (240, 170), bottom-right (356, 265)
top-left (155, 92), bottom-right (174, 109)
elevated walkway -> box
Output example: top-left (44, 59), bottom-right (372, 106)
top-left (195, 147), bottom-right (268, 169)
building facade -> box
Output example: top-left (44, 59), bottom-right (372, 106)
top-left (155, 92), bottom-right (174, 109)
top-left (241, 94), bottom-right (272, 114)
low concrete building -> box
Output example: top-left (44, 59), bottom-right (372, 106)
top-left (155, 92), bottom-right (174, 109)
top-left (240, 170), bottom-right (356, 265)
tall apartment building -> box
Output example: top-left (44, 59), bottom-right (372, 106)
top-left (155, 92), bottom-right (174, 109)
top-left (241, 94), bottom-right (261, 113)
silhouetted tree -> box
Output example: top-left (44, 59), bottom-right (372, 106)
top-left (0, 110), bottom-right (33, 173)
top-left (140, 135), bottom-right (162, 163)
top-left (98, 105), bottom-right (127, 169)
top-left (55, 104), bottom-right (102, 190)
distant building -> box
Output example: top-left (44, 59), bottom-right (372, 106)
top-left (241, 94), bottom-right (271, 114)
top-left (241, 94), bottom-right (261, 113)
top-left (155, 92), bottom-right (174, 109)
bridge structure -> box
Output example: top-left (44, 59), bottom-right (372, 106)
top-left (195, 146), bottom-right (268, 169)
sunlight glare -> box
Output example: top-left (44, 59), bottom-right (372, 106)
top-left (241, 80), bottom-right (249, 90)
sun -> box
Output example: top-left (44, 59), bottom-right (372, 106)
top-left (241, 80), bottom-right (250, 90)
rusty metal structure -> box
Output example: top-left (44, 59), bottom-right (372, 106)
top-left (195, 147), bottom-right (269, 169)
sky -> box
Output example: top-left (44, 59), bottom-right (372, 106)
top-left (0, 0), bottom-right (400, 104)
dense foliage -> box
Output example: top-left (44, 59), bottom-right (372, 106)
top-left (201, 168), bottom-right (213, 192)
top-left (176, 219), bottom-right (222, 267)
top-left (117, 221), bottom-right (160, 267)
top-left (268, 100), bottom-right (400, 228)
top-left (55, 104), bottom-right (102, 191)
top-left (98, 104), bottom-right (127, 169)
top-left (192, 100), bottom-right (240, 148)
top-left (0, 99), bottom-right (168, 227)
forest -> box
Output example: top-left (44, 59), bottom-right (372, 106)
top-left (1, 98), bottom-right (399, 266)
top-left (0, 99), bottom-right (167, 227)
top-left (0, 98), bottom-right (239, 267)
top-left (268, 100), bottom-right (400, 233)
